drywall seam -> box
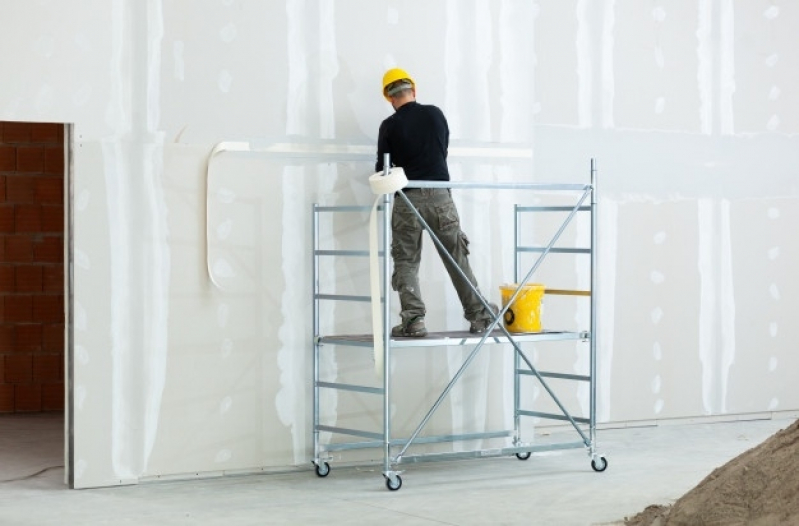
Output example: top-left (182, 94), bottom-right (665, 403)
top-left (140, 0), bottom-right (168, 474)
top-left (719, 0), bottom-right (735, 135)
top-left (107, 0), bottom-right (136, 483)
top-left (576, 0), bottom-right (592, 128)
top-left (597, 197), bottom-right (617, 422)
top-left (719, 199), bottom-right (735, 413)
top-left (697, 0), bottom-right (713, 135)
top-left (601, 0), bottom-right (615, 129)
top-left (697, 198), bottom-right (715, 414)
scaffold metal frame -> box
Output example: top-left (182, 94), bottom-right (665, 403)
top-left (311, 160), bottom-right (606, 491)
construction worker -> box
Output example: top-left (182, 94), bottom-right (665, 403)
top-left (376, 67), bottom-right (497, 338)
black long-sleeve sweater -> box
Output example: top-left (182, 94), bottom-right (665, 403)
top-left (375, 101), bottom-right (450, 181)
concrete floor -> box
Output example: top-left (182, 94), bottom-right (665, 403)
top-left (0, 413), bottom-right (794, 525)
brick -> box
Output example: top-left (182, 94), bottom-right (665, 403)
top-left (15, 265), bottom-right (43, 293)
top-left (0, 204), bottom-right (14, 232)
top-left (41, 382), bottom-right (64, 411)
top-left (42, 324), bottom-right (63, 353)
top-left (33, 354), bottom-right (60, 382)
top-left (14, 383), bottom-right (41, 412)
top-left (36, 177), bottom-right (63, 204)
top-left (14, 204), bottom-right (41, 233)
top-left (4, 296), bottom-right (33, 323)
top-left (15, 324), bottom-right (42, 353)
top-left (5, 176), bottom-right (36, 202)
top-left (33, 236), bottom-right (61, 263)
top-left (33, 295), bottom-right (63, 323)
top-left (0, 264), bottom-right (14, 290)
top-left (44, 146), bottom-right (64, 175)
top-left (0, 325), bottom-right (14, 352)
top-left (5, 235), bottom-right (33, 262)
top-left (0, 146), bottom-right (15, 172)
top-left (16, 147), bottom-right (44, 173)
top-left (5, 354), bottom-right (32, 383)
top-left (0, 384), bottom-right (14, 413)
top-left (40, 205), bottom-right (63, 233)
top-left (42, 265), bottom-right (63, 293)
top-left (30, 123), bottom-right (61, 144)
top-left (3, 122), bottom-right (31, 143)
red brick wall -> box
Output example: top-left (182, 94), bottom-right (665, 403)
top-left (0, 121), bottom-right (65, 413)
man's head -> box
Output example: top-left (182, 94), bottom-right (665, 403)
top-left (382, 68), bottom-right (416, 110)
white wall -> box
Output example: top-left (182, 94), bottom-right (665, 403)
top-left (1, 0), bottom-right (797, 488)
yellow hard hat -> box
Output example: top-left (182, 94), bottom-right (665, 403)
top-left (382, 68), bottom-right (415, 101)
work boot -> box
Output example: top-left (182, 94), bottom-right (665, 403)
top-left (391, 317), bottom-right (428, 338)
top-left (469, 303), bottom-right (499, 334)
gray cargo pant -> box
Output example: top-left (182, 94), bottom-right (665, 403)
top-left (391, 188), bottom-right (491, 324)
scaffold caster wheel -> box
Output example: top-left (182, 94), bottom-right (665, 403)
top-left (385, 474), bottom-right (402, 491)
top-left (314, 461), bottom-right (330, 477)
top-left (591, 456), bottom-right (608, 472)
top-left (515, 452), bottom-right (531, 461)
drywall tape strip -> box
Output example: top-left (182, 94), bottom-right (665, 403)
top-left (368, 167), bottom-right (407, 376)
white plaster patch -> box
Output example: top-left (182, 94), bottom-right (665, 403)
top-left (219, 396), bottom-right (232, 414)
top-left (769, 283), bottom-right (781, 300)
top-left (215, 449), bottom-right (232, 463)
top-left (218, 69), bottom-right (233, 93)
top-left (768, 398), bottom-right (779, 411)
top-left (217, 188), bottom-right (236, 204)
top-left (74, 249), bottom-right (91, 270)
top-left (768, 356), bottom-right (777, 372)
top-left (654, 46), bottom-right (665, 69)
top-left (650, 271), bottom-right (665, 284)
top-left (213, 258), bottom-right (235, 278)
top-left (763, 5), bottom-right (779, 19)
top-left (173, 41), bottom-right (185, 81)
top-left (74, 459), bottom-right (87, 480)
top-left (220, 23), bottom-right (237, 43)
top-left (220, 338), bottom-right (233, 358)
top-left (652, 6), bottom-right (666, 22)
top-left (387, 7), bottom-right (399, 24)
top-left (651, 307), bottom-right (664, 324)
top-left (767, 207), bottom-right (780, 219)
top-left (217, 303), bottom-right (230, 327)
top-left (769, 322), bottom-right (777, 338)
top-left (216, 218), bottom-right (233, 240)
top-left (767, 115), bottom-right (780, 131)
top-left (532, 102), bottom-right (542, 115)
top-left (77, 189), bottom-right (91, 211)
top-left (73, 84), bottom-right (92, 107)
top-left (654, 399), bottom-right (664, 414)
top-left (769, 86), bottom-right (781, 100)
top-left (75, 301), bottom-right (87, 331)
top-left (767, 246), bottom-right (780, 260)
top-left (653, 342), bottom-right (662, 360)
top-left (765, 54), bottom-right (779, 68)
top-left (654, 97), bottom-right (665, 114)
top-left (76, 344), bottom-right (89, 365)
top-left (653, 231), bottom-right (666, 244)
top-left (651, 374), bottom-right (661, 394)
top-left (75, 385), bottom-right (87, 410)
top-left (222, 0), bottom-right (234, 5)
top-left (35, 35), bottom-right (55, 58)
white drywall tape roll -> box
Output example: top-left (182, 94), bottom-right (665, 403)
top-left (368, 167), bottom-right (408, 376)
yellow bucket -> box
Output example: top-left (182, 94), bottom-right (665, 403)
top-left (500, 283), bottom-right (545, 333)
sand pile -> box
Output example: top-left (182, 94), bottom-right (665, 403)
top-left (625, 418), bottom-right (799, 526)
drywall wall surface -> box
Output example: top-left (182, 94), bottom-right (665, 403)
top-left (1, 0), bottom-right (797, 487)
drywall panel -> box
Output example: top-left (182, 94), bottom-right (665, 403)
top-left (1, 0), bottom-right (797, 488)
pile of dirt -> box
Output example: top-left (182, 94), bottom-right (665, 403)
top-left (625, 418), bottom-right (799, 526)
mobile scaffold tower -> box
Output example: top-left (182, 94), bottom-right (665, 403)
top-left (311, 160), bottom-right (607, 491)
